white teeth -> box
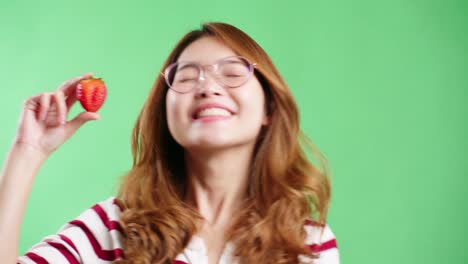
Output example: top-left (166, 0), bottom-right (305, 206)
top-left (196, 108), bottom-right (231, 118)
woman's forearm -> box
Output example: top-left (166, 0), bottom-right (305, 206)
top-left (0, 142), bottom-right (48, 263)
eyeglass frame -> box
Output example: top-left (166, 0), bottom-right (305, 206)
top-left (161, 55), bottom-right (258, 94)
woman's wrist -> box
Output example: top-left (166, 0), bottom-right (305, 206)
top-left (9, 140), bottom-right (49, 165)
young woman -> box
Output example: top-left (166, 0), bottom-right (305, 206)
top-left (0, 22), bottom-right (340, 263)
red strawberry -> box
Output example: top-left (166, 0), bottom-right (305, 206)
top-left (76, 77), bottom-right (107, 112)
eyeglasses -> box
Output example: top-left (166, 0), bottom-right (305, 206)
top-left (162, 55), bottom-right (257, 93)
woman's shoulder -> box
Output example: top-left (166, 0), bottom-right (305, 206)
top-left (303, 220), bottom-right (338, 249)
top-left (301, 219), bottom-right (340, 264)
top-left (58, 195), bottom-right (124, 245)
top-left (18, 196), bottom-right (125, 263)
top-left (90, 196), bottom-right (124, 219)
top-left (65, 196), bottom-right (124, 230)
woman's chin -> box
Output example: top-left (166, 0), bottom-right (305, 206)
top-left (182, 135), bottom-right (242, 151)
top-left (190, 139), bottom-right (234, 149)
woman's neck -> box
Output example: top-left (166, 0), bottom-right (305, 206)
top-left (184, 146), bottom-right (252, 227)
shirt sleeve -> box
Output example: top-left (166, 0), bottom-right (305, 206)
top-left (300, 222), bottom-right (340, 264)
top-left (17, 196), bottom-right (124, 264)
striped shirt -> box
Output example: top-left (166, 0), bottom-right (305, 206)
top-left (18, 197), bottom-right (340, 263)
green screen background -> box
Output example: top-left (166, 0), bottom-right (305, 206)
top-left (1, 0), bottom-right (466, 263)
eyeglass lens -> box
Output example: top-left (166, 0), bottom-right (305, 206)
top-left (166, 57), bottom-right (252, 93)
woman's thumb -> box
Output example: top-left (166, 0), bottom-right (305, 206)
top-left (66, 112), bottom-right (101, 134)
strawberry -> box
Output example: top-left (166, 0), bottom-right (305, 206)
top-left (76, 77), bottom-right (107, 112)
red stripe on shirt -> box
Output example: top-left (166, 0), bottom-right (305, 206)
top-left (69, 219), bottom-right (124, 261)
top-left (47, 241), bottom-right (80, 264)
top-left (59, 234), bottom-right (79, 254)
top-left (308, 238), bottom-right (338, 253)
top-left (91, 204), bottom-right (123, 233)
top-left (113, 198), bottom-right (124, 211)
top-left (304, 219), bottom-right (325, 227)
top-left (25, 252), bottom-right (48, 264)
top-left (173, 261), bottom-right (188, 264)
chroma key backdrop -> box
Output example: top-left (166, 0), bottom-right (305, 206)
top-left (0, 0), bottom-right (466, 263)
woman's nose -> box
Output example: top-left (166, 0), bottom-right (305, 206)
top-left (195, 72), bottom-right (223, 97)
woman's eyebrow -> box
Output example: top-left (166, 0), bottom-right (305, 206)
top-left (176, 62), bottom-right (198, 70)
top-left (177, 56), bottom-right (240, 65)
top-left (219, 56), bottom-right (243, 62)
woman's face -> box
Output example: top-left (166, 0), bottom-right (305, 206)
top-left (166, 37), bottom-right (268, 151)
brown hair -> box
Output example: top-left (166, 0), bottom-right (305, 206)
top-left (115, 22), bottom-right (331, 264)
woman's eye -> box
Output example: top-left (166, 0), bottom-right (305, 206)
top-left (176, 77), bottom-right (197, 83)
top-left (222, 69), bottom-right (244, 77)
top-left (221, 63), bottom-right (247, 77)
top-left (174, 73), bottom-right (198, 83)
top-left (223, 73), bottom-right (243, 78)
top-left (173, 66), bottom-right (199, 83)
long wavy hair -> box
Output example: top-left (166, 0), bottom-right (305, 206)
top-left (115, 22), bottom-right (331, 264)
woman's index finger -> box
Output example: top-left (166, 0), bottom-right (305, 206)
top-left (58, 72), bottom-right (94, 96)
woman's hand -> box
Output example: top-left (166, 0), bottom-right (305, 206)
top-left (13, 73), bottom-right (101, 157)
